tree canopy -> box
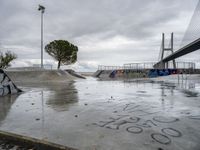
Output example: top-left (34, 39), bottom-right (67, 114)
top-left (0, 51), bottom-right (17, 69)
top-left (45, 40), bottom-right (78, 69)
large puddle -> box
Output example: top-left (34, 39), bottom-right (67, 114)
top-left (0, 76), bottom-right (200, 150)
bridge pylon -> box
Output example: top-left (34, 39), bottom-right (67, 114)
top-left (159, 32), bottom-right (176, 69)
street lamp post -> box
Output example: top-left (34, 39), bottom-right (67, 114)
top-left (38, 5), bottom-right (45, 69)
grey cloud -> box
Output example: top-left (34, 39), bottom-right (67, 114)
top-left (42, 0), bottom-right (188, 40)
top-left (0, 0), bottom-right (199, 71)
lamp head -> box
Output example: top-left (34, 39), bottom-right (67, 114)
top-left (38, 5), bottom-right (45, 13)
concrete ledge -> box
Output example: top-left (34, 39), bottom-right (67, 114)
top-left (0, 130), bottom-right (77, 150)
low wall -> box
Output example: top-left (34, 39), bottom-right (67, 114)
top-left (94, 68), bottom-right (200, 79)
top-left (94, 69), bottom-right (149, 79)
top-left (0, 69), bottom-right (22, 96)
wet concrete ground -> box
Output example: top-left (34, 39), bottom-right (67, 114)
top-left (0, 75), bottom-right (200, 150)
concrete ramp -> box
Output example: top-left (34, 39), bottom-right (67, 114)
top-left (5, 70), bottom-right (79, 84)
top-left (0, 69), bottom-right (22, 96)
top-left (93, 70), bottom-right (103, 77)
top-left (65, 69), bottom-right (86, 79)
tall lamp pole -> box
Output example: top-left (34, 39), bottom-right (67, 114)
top-left (38, 5), bottom-right (45, 68)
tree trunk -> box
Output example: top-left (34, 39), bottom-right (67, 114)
top-left (57, 61), bottom-right (61, 69)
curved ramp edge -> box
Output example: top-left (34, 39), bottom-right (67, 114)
top-left (65, 69), bottom-right (86, 79)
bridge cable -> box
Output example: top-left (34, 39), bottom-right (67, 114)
top-left (180, 0), bottom-right (200, 48)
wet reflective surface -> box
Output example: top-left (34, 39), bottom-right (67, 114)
top-left (0, 75), bottom-right (200, 150)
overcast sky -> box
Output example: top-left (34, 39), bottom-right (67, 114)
top-left (0, 0), bottom-right (200, 71)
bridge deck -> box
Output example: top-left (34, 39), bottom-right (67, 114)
top-left (155, 38), bottom-right (200, 66)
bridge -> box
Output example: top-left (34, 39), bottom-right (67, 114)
top-left (154, 0), bottom-right (200, 69)
top-left (95, 0), bottom-right (200, 78)
top-left (154, 35), bottom-right (200, 69)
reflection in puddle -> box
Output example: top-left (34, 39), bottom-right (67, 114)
top-left (45, 83), bottom-right (78, 112)
top-left (182, 90), bottom-right (199, 97)
top-left (0, 94), bottom-right (19, 123)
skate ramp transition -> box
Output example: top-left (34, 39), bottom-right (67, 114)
top-left (65, 69), bottom-right (86, 79)
top-left (0, 69), bottom-right (22, 96)
top-left (5, 70), bottom-right (83, 84)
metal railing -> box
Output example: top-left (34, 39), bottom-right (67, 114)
top-left (98, 65), bottom-right (124, 71)
top-left (98, 61), bottom-right (196, 70)
top-left (124, 62), bottom-right (156, 70)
